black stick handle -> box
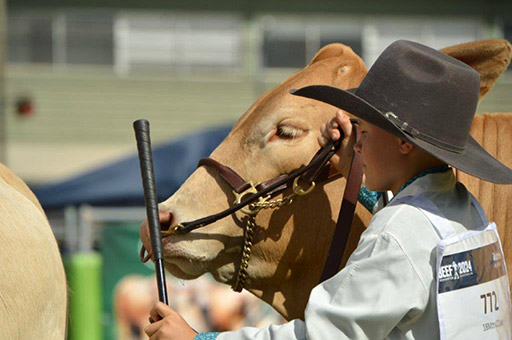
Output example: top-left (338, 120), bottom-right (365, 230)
top-left (133, 119), bottom-right (168, 306)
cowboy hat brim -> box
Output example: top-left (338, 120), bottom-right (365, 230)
top-left (291, 85), bottom-right (512, 184)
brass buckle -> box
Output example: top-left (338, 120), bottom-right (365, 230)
top-left (161, 223), bottom-right (188, 237)
top-left (233, 181), bottom-right (268, 215)
top-left (293, 177), bottom-right (315, 196)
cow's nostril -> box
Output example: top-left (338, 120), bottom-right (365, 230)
top-left (159, 211), bottom-right (173, 232)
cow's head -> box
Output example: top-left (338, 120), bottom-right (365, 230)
top-left (141, 43), bottom-right (369, 319)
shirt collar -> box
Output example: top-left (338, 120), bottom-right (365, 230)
top-left (391, 168), bottom-right (456, 203)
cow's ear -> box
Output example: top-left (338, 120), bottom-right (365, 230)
top-left (308, 43), bottom-right (360, 66)
top-left (441, 39), bottom-right (512, 103)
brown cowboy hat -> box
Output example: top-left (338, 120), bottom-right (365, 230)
top-left (291, 39), bottom-right (512, 184)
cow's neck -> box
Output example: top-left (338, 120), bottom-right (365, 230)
top-left (240, 179), bottom-right (370, 321)
top-left (240, 184), bottom-right (345, 320)
top-left (246, 269), bottom-right (317, 320)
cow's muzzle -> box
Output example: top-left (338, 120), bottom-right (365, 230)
top-left (139, 210), bottom-right (173, 263)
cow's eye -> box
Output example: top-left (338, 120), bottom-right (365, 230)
top-left (276, 125), bottom-right (304, 139)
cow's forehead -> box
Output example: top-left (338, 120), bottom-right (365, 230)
top-left (230, 54), bottom-right (367, 137)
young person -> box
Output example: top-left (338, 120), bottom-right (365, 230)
top-left (144, 40), bottom-right (512, 339)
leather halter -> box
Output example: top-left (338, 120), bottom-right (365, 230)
top-left (162, 130), bottom-right (350, 235)
top-left (141, 121), bottom-right (363, 291)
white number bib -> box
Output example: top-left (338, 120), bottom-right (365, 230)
top-left (394, 194), bottom-right (512, 339)
top-left (437, 223), bottom-right (511, 339)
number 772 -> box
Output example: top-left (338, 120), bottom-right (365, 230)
top-left (480, 291), bottom-right (499, 314)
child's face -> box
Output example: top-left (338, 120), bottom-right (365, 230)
top-left (354, 120), bottom-right (405, 193)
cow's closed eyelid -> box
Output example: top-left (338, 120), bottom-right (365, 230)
top-left (268, 124), bottom-right (306, 140)
top-left (266, 119), bottom-right (309, 143)
top-left (278, 125), bottom-right (301, 137)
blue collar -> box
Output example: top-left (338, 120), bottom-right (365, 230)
top-left (357, 164), bottom-right (451, 213)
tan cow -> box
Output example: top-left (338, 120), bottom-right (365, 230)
top-left (0, 163), bottom-right (67, 338)
top-left (141, 39), bottom-right (512, 321)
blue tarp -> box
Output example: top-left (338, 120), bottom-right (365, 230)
top-left (32, 125), bottom-right (232, 209)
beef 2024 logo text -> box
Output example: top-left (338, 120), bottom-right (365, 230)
top-left (438, 259), bottom-right (474, 282)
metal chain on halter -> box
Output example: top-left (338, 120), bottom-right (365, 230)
top-left (231, 180), bottom-right (315, 292)
top-left (249, 192), bottom-right (296, 211)
top-left (232, 215), bottom-right (256, 292)
top-left (239, 177), bottom-right (316, 215)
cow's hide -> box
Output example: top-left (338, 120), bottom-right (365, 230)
top-left (458, 113), bottom-right (512, 281)
top-left (0, 163), bottom-right (67, 339)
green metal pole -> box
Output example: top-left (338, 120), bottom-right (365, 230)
top-left (65, 252), bottom-right (103, 340)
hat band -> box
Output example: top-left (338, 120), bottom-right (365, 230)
top-left (384, 112), bottom-right (465, 154)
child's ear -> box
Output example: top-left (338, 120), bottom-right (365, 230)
top-left (398, 139), bottom-right (414, 155)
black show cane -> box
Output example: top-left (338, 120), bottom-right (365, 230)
top-left (133, 119), bottom-right (169, 321)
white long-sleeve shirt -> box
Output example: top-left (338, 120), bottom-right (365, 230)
top-left (200, 170), bottom-right (484, 340)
